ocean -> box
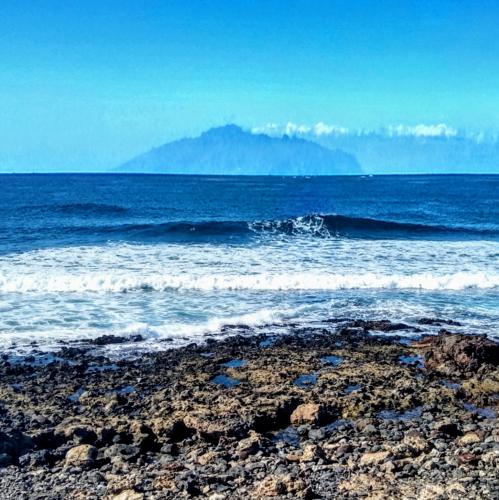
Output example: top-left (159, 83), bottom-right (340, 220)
top-left (1, 174), bottom-right (498, 356)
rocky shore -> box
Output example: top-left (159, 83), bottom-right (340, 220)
top-left (0, 319), bottom-right (498, 499)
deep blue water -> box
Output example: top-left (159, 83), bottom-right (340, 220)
top-left (0, 174), bottom-right (498, 354)
top-left (2, 174), bottom-right (499, 253)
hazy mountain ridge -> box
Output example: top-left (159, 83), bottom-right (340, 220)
top-left (116, 125), bottom-right (362, 175)
top-left (309, 133), bottom-right (499, 174)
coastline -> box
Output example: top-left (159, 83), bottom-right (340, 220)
top-left (0, 319), bottom-right (498, 499)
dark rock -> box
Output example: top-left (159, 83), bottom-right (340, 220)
top-left (418, 318), bottom-right (462, 326)
top-left (0, 431), bottom-right (34, 459)
top-left (414, 333), bottom-right (499, 374)
top-left (18, 449), bottom-right (54, 467)
top-left (102, 443), bottom-right (141, 462)
top-left (89, 334), bottom-right (144, 346)
top-left (33, 429), bottom-right (66, 450)
top-left (345, 319), bottom-right (418, 332)
top-left (435, 421), bottom-right (461, 437)
top-left (0, 453), bottom-right (13, 467)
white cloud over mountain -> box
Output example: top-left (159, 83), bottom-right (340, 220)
top-left (387, 124), bottom-right (458, 138)
top-left (252, 122), bottom-right (459, 138)
top-left (252, 122), bottom-right (350, 137)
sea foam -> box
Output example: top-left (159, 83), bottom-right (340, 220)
top-left (1, 271), bottom-right (498, 293)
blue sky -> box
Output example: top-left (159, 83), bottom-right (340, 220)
top-left (1, 0), bottom-right (499, 171)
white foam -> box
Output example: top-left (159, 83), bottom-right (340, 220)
top-left (0, 306), bottom-right (303, 356)
top-left (0, 270), bottom-right (498, 293)
top-left (1, 239), bottom-right (498, 353)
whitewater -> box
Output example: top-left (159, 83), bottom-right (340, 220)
top-left (1, 174), bottom-right (498, 354)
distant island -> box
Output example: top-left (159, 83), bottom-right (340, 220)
top-left (115, 124), bottom-right (362, 175)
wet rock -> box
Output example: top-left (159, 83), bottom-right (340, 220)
top-left (418, 318), bottom-right (462, 326)
top-left (346, 319), bottom-right (417, 332)
top-left (414, 333), bottom-right (499, 374)
top-left (65, 444), bottom-right (98, 469)
top-left (90, 334), bottom-right (143, 346)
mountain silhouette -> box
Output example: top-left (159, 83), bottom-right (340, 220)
top-left (116, 125), bottom-right (361, 175)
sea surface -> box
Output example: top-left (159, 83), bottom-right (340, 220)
top-left (1, 174), bottom-right (498, 355)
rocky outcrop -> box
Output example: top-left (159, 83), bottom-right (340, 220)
top-left (414, 333), bottom-right (499, 374)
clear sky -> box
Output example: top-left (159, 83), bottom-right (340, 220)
top-left (1, 0), bottom-right (499, 171)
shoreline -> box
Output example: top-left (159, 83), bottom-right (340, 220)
top-left (0, 319), bottom-right (498, 498)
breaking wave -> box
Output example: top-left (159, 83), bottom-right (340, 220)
top-left (2, 271), bottom-right (498, 293)
top-left (33, 214), bottom-right (498, 242)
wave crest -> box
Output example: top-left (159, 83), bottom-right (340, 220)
top-left (44, 214), bottom-right (497, 242)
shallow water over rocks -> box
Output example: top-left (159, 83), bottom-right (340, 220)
top-left (378, 406), bottom-right (423, 421)
top-left (293, 373), bottom-right (317, 388)
top-left (211, 374), bottom-right (240, 388)
top-left (221, 359), bottom-right (247, 368)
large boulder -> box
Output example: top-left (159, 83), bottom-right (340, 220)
top-left (290, 403), bottom-right (332, 425)
top-left (414, 333), bottom-right (499, 374)
top-left (65, 444), bottom-right (98, 469)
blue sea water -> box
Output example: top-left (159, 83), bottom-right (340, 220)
top-left (0, 174), bottom-right (498, 355)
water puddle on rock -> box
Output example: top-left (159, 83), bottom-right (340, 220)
top-left (9, 353), bottom-right (72, 366)
top-left (211, 374), bottom-right (240, 388)
top-left (398, 355), bottom-right (424, 369)
top-left (259, 337), bottom-right (277, 348)
top-left (221, 359), bottom-right (247, 368)
top-left (272, 426), bottom-right (301, 448)
top-left (441, 380), bottom-right (461, 391)
top-left (344, 384), bottom-right (361, 394)
top-left (325, 419), bottom-right (354, 432)
top-left (398, 338), bottom-right (413, 346)
top-left (117, 385), bottom-right (136, 395)
top-left (463, 403), bottom-right (496, 419)
top-left (378, 406), bottom-right (423, 421)
top-left (68, 387), bottom-right (85, 402)
top-left (293, 373), bottom-right (317, 389)
top-left (321, 355), bottom-right (343, 367)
